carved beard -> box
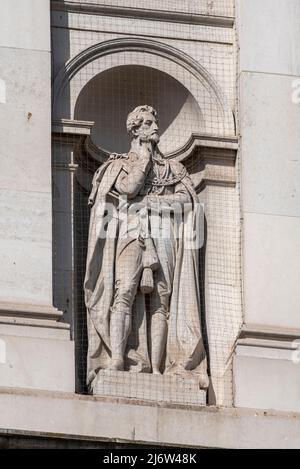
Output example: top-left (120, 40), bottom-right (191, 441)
top-left (149, 132), bottom-right (160, 144)
top-left (136, 129), bottom-right (160, 144)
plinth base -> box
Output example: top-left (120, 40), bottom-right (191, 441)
top-left (92, 370), bottom-right (206, 406)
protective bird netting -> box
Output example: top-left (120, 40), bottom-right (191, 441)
top-left (51, 0), bottom-right (242, 406)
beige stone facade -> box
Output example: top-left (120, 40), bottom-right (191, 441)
top-left (0, 0), bottom-right (300, 448)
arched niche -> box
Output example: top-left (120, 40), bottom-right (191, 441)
top-left (74, 65), bottom-right (204, 155)
top-left (53, 38), bottom-right (235, 141)
top-left (52, 38), bottom-right (241, 404)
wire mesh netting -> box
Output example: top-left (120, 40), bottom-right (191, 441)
top-left (51, 0), bottom-right (242, 406)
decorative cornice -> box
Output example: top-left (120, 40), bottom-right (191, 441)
top-left (82, 132), bottom-right (238, 165)
top-left (52, 120), bottom-right (237, 190)
top-left (52, 119), bottom-right (95, 136)
top-left (51, 1), bottom-right (235, 28)
top-left (52, 119), bottom-right (238, 161)
top-left (167, 133), bottom-right (238, 161)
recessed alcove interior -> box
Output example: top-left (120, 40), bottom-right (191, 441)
top-left (74, 64), bottom-right (204, 155)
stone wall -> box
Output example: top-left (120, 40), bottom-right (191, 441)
top-left (234, 0), bottom-right (300, 413)
top-left (0, 0), bottom-right (74, 393)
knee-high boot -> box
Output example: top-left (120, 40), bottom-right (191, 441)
top-left (109, 310), bottom-right (131, 370)
top-left (150, 313), bottom-right (168, 374)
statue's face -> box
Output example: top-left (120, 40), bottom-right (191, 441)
top-left (135, 111), bottom-right (160, 144)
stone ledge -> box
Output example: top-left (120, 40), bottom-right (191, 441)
top-left (0, 302), bottom-right (63, 321)
top-left (240, 323), bottom-right (300, 342)
top-left (0, 387), bottom-right (300, 448)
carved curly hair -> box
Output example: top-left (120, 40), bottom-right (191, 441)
top-left (126, 105), bottom-right (158, 137)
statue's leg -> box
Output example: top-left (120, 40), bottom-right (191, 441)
top-left (149, 271), bottom-right (170, 374)
top-left (149, 234), bottom-right (175, 374)
top-left (150, 315), bottom-right (168, 375)
top-left (109, 310), bottom-right (131, 370)
top-left (110, 239), bottom-right (143, 370)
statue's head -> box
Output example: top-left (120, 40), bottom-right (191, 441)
top-left (126, 105), bottom-right (160, 144)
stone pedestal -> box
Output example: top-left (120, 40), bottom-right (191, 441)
top-left (93, 370), bottom-right (206, 406)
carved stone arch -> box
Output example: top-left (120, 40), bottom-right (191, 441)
top-left (52, 37), bottom-right (238, 193)
top-left (53, 37), bottom-right (235, 141)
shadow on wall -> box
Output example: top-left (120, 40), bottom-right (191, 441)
top-left (74, 65), bottom-right (204, 155)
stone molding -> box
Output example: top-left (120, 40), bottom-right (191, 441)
top-left (0, 315), bottom-right (70, 330)
top-left (52, 119), bottom-right (95, 136)
top-left (235, 323), bottom-right (300, 359)
top-left (52, 119), bottom-right (237, 191)
top-left (239, 324), bottom-right (300, 343)
top-left (52, 118), bottom-right (237, 156)
top-left (51, 0), bottom-right (235, 28)
top-left (0, 302), bottom-right (63, 321)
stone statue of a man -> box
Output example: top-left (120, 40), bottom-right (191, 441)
top-left (84, 105), bottom-right (208, 390)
